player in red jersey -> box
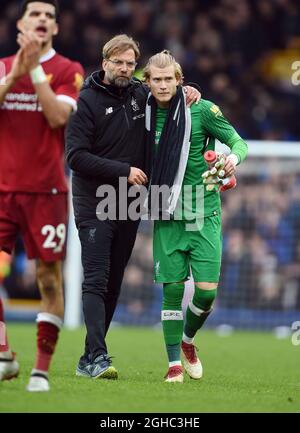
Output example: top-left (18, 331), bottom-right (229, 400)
top-left (0, 0), bottom-right (84, 391)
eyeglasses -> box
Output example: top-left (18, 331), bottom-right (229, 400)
top-left (107, 59), bottom-right (137, 69)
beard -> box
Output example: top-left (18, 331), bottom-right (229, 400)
top-left (113, 77), bottom-right (130, 87)
top-left (106, 71), bottom-right (131, 88)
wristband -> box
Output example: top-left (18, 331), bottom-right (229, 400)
top-left (30, 65), bottom-right (47, 84)
top-left (227, 154), bottom-right (239, 166)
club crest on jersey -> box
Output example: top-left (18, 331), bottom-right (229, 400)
top-left (88, 228), bottom-right (97, 243)
top-left (131, 97), bottom-right (140, 112)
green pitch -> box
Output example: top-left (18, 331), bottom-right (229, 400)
top-left (0, 324), bottom-right (299, 413)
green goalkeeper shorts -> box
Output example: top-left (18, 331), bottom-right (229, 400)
top-left (153, 212), bottom-right (222, 283)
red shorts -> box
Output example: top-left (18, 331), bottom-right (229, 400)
top-left (0, 192), bottom-right (68, 262)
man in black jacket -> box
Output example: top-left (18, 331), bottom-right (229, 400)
top-left (66, 34), bottom-right (199, 379)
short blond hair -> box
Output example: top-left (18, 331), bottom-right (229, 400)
top-left (102, 34), bottom-right (140, 60)
top-left (143, 50), bottom-right (184, 84)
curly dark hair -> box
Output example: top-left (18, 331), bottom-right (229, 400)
top-left (20, 1), bottom-right (59, 20)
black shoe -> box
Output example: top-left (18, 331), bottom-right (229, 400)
top-left (76, 354), bottom-right (92, 377)
top-left (90, 354), bottom-right (118, 380)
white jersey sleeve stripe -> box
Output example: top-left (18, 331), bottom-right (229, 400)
top-left (56, 94), bottom-right (77, 112)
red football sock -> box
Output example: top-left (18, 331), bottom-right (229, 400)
top-left (34, 321), bottom-right (60, 373)
top-left (0, 298), bottom-right (9, 352)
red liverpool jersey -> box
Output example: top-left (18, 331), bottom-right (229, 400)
top-left (0, 49), bottom-right (84, 193)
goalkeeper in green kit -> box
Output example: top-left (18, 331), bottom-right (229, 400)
top-left (144, 51), bottom-right (248, 383)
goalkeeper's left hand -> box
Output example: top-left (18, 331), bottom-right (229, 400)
top-left (202, 152), bottom-right (226, 191)
top-left (202, 153), bottom-right (238, 191)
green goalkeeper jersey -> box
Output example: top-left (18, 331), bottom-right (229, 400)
top-left (155, 99), bottom-right (248, 218)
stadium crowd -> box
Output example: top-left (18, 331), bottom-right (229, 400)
top-left (1, 0), bottom-right (300, 139)
top-left (1, 0), bottom-right (300, 321)
top-left (220, 167), bottom-right (300, 311)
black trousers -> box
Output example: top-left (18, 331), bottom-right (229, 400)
top-left (78, 218), bottom-right (140, 360)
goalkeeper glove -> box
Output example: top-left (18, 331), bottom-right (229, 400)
top-left (202, 151), bottom-right (237, 192)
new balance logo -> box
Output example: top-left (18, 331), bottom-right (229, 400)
top-left (105, 107), bottom-right (113, 115)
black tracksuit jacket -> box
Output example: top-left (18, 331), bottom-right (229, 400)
top-left (65, 71), bottom-right (151, 223)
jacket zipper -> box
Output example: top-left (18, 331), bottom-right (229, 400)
top-left (123, 105), bottom-right (130, 129)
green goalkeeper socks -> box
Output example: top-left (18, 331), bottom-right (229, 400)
top-left (184, 287), bottom-right (217, 339)
top-left (162, 283), bottom-right (185, 364)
